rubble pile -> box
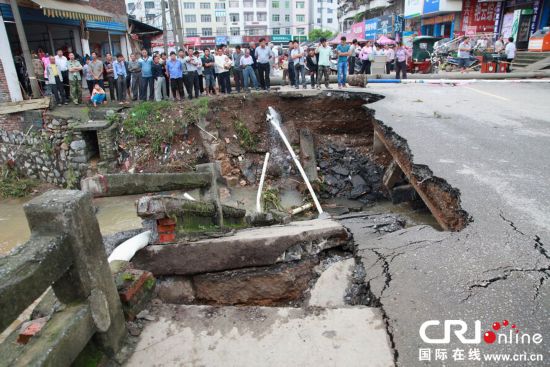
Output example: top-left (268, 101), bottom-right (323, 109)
top-left (317, 144), bottom-right (386, 203)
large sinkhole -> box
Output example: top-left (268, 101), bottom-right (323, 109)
top-left (119, 90), bottom-right (469, 309)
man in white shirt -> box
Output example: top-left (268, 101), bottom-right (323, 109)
top-left (215, 47), bottom-right (233, 94)
top-left (315, 37), bottom-right (332, 88)
top-left (55, 49), bottom-right (69, 97)
top-left (241, 48), bottom-right (259, 91)
top-left (291, 40), bottom-right (306, 89)
top-left (457, 37), bottom-right (472, 73)
top-left (254, 38), bottom-right (273, 90)
top-left (505, 37), bottom-right (516, 72)
top-left (184, 50), bottom-right (201, 98)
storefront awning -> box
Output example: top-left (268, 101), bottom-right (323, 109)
top-left (29, 0), bottom-right (113, 22)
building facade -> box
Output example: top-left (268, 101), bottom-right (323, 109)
top-left (0, 0), bottom-right (129, 102)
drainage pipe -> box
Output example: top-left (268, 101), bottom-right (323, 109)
top-left (256, 152), bottom-right (270, 213)
top-left (366, 79), bottom-right (402, 83)
top-left (108, 230), bottom-right (151, 263)
top-left (267, 107), bottom-right (323, 215)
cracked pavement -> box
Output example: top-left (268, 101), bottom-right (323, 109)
top-left (339, 83), bottom-right (550, 366)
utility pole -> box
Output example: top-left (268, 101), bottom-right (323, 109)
top-left (10, 1), bottom-right (40, 98)
top-left (171, 0), bottom-right (184, 49)
top-left (161, 0), bottom-right (168, 54)
top-left (169, 0), bottom-right (178, 47)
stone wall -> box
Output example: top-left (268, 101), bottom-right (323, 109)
top-left (0, 116), bottom-right (91, 186)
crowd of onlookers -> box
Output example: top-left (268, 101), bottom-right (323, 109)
top-left (27, 36), bottom-right (417, 107)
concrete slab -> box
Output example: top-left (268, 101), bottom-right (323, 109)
top-left (126, 305), bottom-right (394, 367)
top-left (132, 219), bottom-right (349, 276)
top-left (308, 258), bottom-right (356, 308)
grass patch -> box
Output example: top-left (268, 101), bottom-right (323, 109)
top-left (262, 186), bottom-right (283, 211)
top-left (234, 118), bottom-right (258, 151)
top-left (0, 166), bottom-right (39, 199)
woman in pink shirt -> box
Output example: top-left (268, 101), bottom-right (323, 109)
top-left (359, 41), bottom-right (373, 74)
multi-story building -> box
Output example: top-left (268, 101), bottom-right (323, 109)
top-left (338, 0), bottom-right (396, 33)
top-left (127, 0), bottom-right (166, 27)
top-left (311, 0), bottom-right (339, 33)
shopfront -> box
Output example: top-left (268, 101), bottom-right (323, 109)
top-left (363, 16), bottom-right (404, 41)
top-left (404, 0), bottom-right (462, 41)
top-left (199, 37), bottom-right (216, 50)
top-left (271, 34), bottom-right (292, 46)
top-left (496, 0), bottom-right (544, 48)
top-left (461, 0), bottom-right (498, 36)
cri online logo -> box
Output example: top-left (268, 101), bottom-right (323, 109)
top-left (419, 320), bottom-right (543, 345)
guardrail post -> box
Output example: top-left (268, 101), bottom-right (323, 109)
top-left (24, 190), bottom-right (127, 356)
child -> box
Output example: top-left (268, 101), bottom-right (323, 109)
top-left (281, 55), bottom-right (289, 86)
top-left (91, 83), bottom-right (107, 106)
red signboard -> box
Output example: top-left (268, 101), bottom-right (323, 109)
top-left (200, 37), bottom-right (216, 45)
top-left (461, 0), bottom-right (497, 33)
top-left (242, 36), bottom-right (271, 43)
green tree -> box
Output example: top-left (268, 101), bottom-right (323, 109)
top-left (308, 29), bottom-right (334, 41)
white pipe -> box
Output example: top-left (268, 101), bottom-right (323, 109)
top-left (267, 107), bottom-right (324, 214)
top-left (108, 230), bottom-right (151, 263)
top-left (400, 78), bottom-right (550, 85)
top-left (183, 192), bottom-right (196, 201)
top-left (290, 202), bottom-right (314, 215)
top-left (256, 152), bottom-right (270, 213)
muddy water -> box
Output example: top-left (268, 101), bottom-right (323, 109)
top-left (0, 194), bottom-right (143, 255)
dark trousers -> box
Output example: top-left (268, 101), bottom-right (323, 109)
top-left (349, 57), bottom-right (356, 75)
top-left (106, 75), bottom-right (116, 100)
top-left (165, 76), bottom-right (170, 97)
top-left (395, 61), bottom-right (407, 79)
top-left (131, 73), bottom-right (141, 100)
top-left (116, 76), bottom-right (127, 101)
top-left (184, 71), bottom-right (200, 98)
top-left (258, 62), bottom-right (270, 90)
top-left (140, 76), bottom-right (154, 101)
top-left (309, 69), bottom-right (318, 88)
top-left (170, 78), bottom-right (184, 99)
top-left (506, 58), bottom-right (513, 72)
top-left (217, 71), bottom-right (231, 94)
top-left (288, 61), bottom-right (296, 86)
top-left (199, 75), bottom-right (204, 94)
top-left (50, 76), bottom-right (66, 104)
top-left (233, 68), bottom-right (243, 92)
top-left (61, 70), bottom-right (70, 98)
top-left (360, 60), bottom-right (371, 74)
top-left (386, 61), bottom-right (394, 74)
top-left (86, 80), bottom-right (94, 95)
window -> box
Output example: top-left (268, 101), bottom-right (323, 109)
top-left (215, 3), bottom-right (226, 9)
top-left (216, 27), bottom-right (226, 35)
top-left (285, 27), bottom-right (290, 34)
top-left (202, 28), bottom-right (213, 36)
top-left (296, 14), bottom-right (305, 22)
top-left (272, 28), bottom-right (280, 35)
top-left (297, 27), bottom-right (305, 35)
top-left (328, 8), bottom-right (333, 13)
top-left (272, 0), bottom-right (279, 8)
top-left (256, 0), bottom-right (266, 7)
top-left (317, 18), bottom-right (321, 23)
top-left (230, 13), bottom-right (239, 22)
top-left (229, 0), bottom-right (240, 7)
top-left (144, 1), bottom-right (155, 9)
top-left (328, 18), bottom-right (333, 23)
top-left (200, 3), bottom-right (210, 9)
top-left (230, 27), bottom-right (240, 35)
top-left (285, 14), bottom-right (290, 22)
top-left (257, 12), bottom-right (267, 21)
top-left (244, 12), bottom-right (253, 21)
top-left (186, 28), bottom-right (198, 36)
top-left (185, 15), bottom-right (197, 22)
top-left (145, 14), bottom-right (155, 21)
top-left (244, 0), bottom-right (253, 7)
top-left (183, 2), bottom-right (195, 9)
top-left (215, 15), bottom-right (226, 22)
top-left (285, 1), bottom-right (289, 8)
top-left (296, 1), bottom-right (305, 8)
top-left (127, 3), bottom-right (135, 11)
top-left (272, 14), bottom-right (280, 21)
top-left (201, 14), bottom-right (211, 22)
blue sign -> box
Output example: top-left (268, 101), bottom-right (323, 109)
top-left (364, 18), bottom-right (379, 39)
top-left (215, 36), bottom-right (228, 45)
top-left (423, 0), bottom-right (440, 14)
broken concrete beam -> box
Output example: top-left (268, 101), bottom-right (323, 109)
top-left (136, 195), bottom-right (247, 243)
top-left (80, 172), bottom-right (211, 197)
top-left (347, 74), bottom-right (367, 88)
top-left (383, 161), bottom-right (403, 190)
top-left (114, 268), bottom-right (156, 321)
top-left (299, 128), bottom-right (318, 182)
top-left (390, 184), bottom-right (417, 204)
top-left (193, 259), bottom-right (317, 305)
top-left (132, 219), bottom-right (349, 276)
